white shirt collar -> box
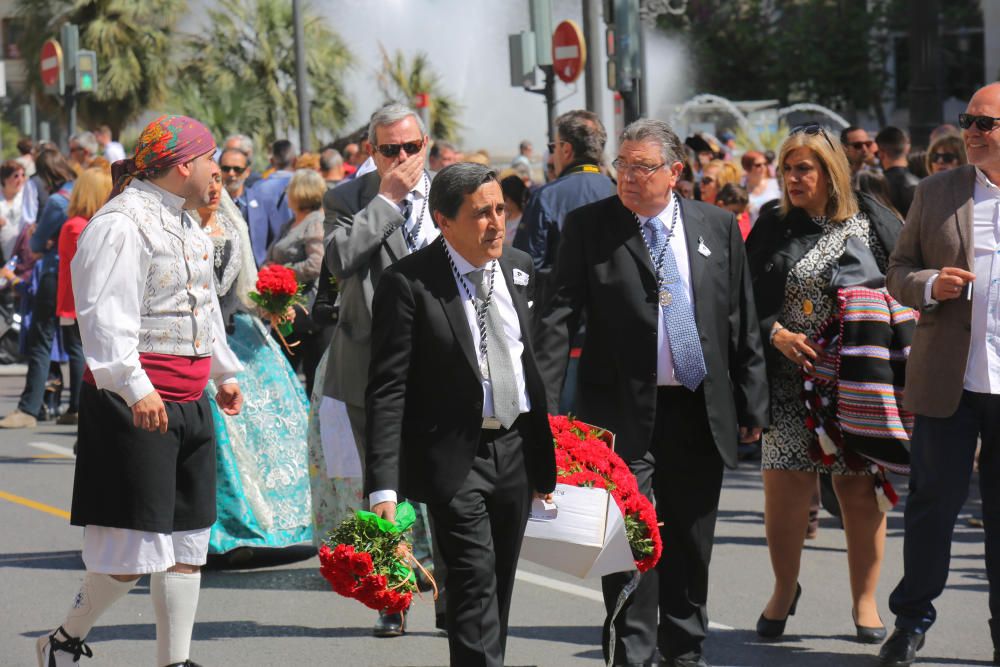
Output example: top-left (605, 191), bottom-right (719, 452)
top-left (635, 194), bottom-right (679, 227)
top-left (131, 178), bottom-right (187, 212)
top-left (409, 171), bottom-right (431, 201)
top-left (443, 237), bottom-right (492, 274)
top-left (975, 167), bottom-right (1000, 195)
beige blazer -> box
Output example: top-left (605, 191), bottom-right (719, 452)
top-left (886, 164), bottom-right (976, 418)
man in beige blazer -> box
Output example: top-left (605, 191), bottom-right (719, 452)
top-left (881, 82), bottom-right (1000, 667)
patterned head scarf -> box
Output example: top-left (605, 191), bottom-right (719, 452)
top-left (110, 114), bottom-right (216, 197)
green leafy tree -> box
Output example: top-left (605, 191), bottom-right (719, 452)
top-left (15, 0), bottom-right (185, 134)
top-left (175, 0), bottom-right (353, 149)
top-left (377, 45), bottom-right (463, 143)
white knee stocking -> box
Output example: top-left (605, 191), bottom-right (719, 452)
top-left (62, 572), bottom-right (138, 640)
top-left (150, 570), bottom-right (202, 667)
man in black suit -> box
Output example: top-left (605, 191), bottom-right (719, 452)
top-left (366, 163), bottom-right (556, 667)
top-left (322, 101), bottom-right (438, 636)
top-left (536, 119), bottom-right (769, 667)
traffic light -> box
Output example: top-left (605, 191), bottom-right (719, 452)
top-left (75, 50), bottom-right (97, 93)
top-left (604, 0), bottom-right (640, 93)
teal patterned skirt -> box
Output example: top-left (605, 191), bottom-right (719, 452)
top-left (208, 312), bottom-right (313, 553)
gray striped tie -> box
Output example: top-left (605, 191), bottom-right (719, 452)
top-left (469, 268), bottom-right (520, 428)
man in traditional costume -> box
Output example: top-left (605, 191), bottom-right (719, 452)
top-left (37, 115), bottom-right (244, 667)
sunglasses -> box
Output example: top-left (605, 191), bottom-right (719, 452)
top-left (846, 140), bottom-right (874, 150)
top-left (752, 162), bottom-right (768, 168)
top-left (701, 176), bottom-right (716, 185)
top-left (931, 152), bottom-right (959, 163)
top-left (220, 165), bottom-right (246, 175)
top-left (375, 140), bottom-right (424, 158)
top-left (790, 124), bottom-right (836, 151)
top-left (958, 113), bottom-right (1000, 132)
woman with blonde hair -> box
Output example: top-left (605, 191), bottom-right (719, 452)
top-left (699, 158), bottom-right (742, 205)
top-left (56, 167), bottom-right (113, 423)
top-left (924, 133), bottom-right (967, 175)
top-left (745, 125), bottom-right (903, 643)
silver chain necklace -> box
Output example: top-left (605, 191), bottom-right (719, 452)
top-left (634, 193), bottom-right (682, 307)
top-left (404, 173), bottom-right (431, 252)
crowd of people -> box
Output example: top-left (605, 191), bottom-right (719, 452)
top-left (13, 80), bottom-right (999, 667)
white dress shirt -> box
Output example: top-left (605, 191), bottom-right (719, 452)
top-left (72, 180), bottom-right (243, 406)
top-left (377, 172), bottom-right (438, 249)
top-left (103, 141), bottom-right (127, 164)
top-left (369, 240), bottom-right (531, 507)
top-left (963, 168), bottom-right (1000, 393)
top-left (637, 196), bottom-right (695, 386)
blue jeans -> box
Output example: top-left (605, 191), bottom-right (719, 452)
top-left (889, 391), bottom-right (1000, 646)
top-left (61, 321), bottom-right (84, 413)
top-left (18, 271), bottom-right (56, 417)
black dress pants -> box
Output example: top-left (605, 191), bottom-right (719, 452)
top-left (428, 418), bottom-right (532, 667)
top-left (889, 390), bottom-right (1000, 647)
top-left (602, 386), bottom-right (725, 665)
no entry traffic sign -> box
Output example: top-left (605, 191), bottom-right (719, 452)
top-left (40, 39), bottom-right (63, 88)
top-left (552, 20), bottom-right (586, 84)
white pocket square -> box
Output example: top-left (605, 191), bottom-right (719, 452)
top-left (513, 268), bottom-right (530, 286)
top-left (528, 300), bottom-right (535, 309)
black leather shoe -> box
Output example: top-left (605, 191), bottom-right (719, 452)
top-left (854, 609), bottom-right (887, 644)
top-left (993, 648), bottom-right (998, 665)
top-left (672, 656), bottom-right (710, 667)
top-left (878, 629), bottom-right (925, 666)
top-left (756, 583), bottom-right (802, 639)
top-left (372, 611), bottom-right (405, 638)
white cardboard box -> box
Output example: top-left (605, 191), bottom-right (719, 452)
top-left (521, 483), bottom-right (637, 578)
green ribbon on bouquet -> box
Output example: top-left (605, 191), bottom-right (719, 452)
top-left (356, 501), bottom-right (416, 535)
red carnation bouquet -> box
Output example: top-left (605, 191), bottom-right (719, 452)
top-left (318, 502), bottom-right (433, 615)
top-left (549, 415), bottom-right (662, 572)
top-left (249, 264), bottom-right (305, 353)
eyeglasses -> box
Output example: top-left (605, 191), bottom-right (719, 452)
top-left (931, 152), bottom-right (959, 163)
top-left (958, 113), bottom-right (1000, 132)
top-left (790, 124), bottom-right (836, 151)
top-left (845, 140), bottom-right (874, 150)
top-left (701, 176), bottom-right (716, 185)
top-left (611, 158), bottom-right (665, 179)
top-left (547, 140), bottom-right (564, 153)
top-left (220, 165), bottom-right (247, 175)
top-left (375, 140), bottom-right (425, 158)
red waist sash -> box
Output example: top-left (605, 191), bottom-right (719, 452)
top-left (83, 353), bottom-right (212, 403)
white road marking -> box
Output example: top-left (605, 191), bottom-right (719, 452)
top-left (515, 569), bottom-right (734, 630)
top-left (28, 441), bottom-right (75, 458)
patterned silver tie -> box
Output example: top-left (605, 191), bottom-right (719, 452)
top-left (469, 267), bottom-right (520, 428)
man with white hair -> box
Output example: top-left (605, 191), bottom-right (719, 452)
top-left (68, 132), bottom-right (99, 170)
top-left (323, 102), bottom-right (442, 638)
top-left (223, 134), bottom-right (261, 189)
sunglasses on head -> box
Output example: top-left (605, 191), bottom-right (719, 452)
top-left (931, 152), bottom-right (959, 163)
top-left (790, 123), bottom-right (836, 151)
top-left (958, 113), bottom-right (1000, 132)
top-left (846, 140), bottom-right (874, 150)
top-left (220, 165), bottom-right (246, 175)
top-left (375, 140), bottom-right (424, 158)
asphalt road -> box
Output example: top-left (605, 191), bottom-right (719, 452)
top-left (0, 366), bottom-right (992, 666)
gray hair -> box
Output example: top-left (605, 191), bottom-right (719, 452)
top-left (368, 102), bottom-right (426, 146)
top-left (70, 131), bottom-right (98, 156)
top-left (620, 119), bottom-right (686, 166)
top-left (320, 148), bottom-right (343, 171)
top-left (429, 162), bottom-right (498, 222)
top-left (225, 134), bottom-right (254, 157)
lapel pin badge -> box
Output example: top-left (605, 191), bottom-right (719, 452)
top-left (698, 236), bottom-right (711, 257)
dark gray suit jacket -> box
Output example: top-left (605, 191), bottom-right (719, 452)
top-left (322, 170), bottom-right (416, 405)
top-left (535, 194), bottom-right (769, 467)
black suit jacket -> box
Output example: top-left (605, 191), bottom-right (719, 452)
top-left (535, 195), bottom-right (769, 467)
top-left (365, 240), bottom-right (557, 504)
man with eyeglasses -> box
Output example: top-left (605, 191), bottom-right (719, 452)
top-left (322, 101), bottom-right (443, 639)
top-left (880, 82), bottom-right (1000, 667)
top-left (840, 125), bottom-right (879, 175)
top-left (219, 147), bottom-right (271, 268)
top-left (875, 126), bottom-right (920, 217)
top-left (536, 118), bottom-right (768, 667)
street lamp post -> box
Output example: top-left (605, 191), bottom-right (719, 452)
top-left (292, 0), bottom-right (312, 152)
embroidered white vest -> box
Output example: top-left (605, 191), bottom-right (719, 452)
top-left (94, 184), bottom-right (219, 357)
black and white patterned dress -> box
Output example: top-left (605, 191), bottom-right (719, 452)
top-left (761, 212), bottom-right (889, 474)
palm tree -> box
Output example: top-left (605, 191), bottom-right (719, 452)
top-left (15, 0), bottom-right (185, 135)
top-left (377, 45), bottom-right (463, 143)
top-left (175, 0), bottom-right (353, 148)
